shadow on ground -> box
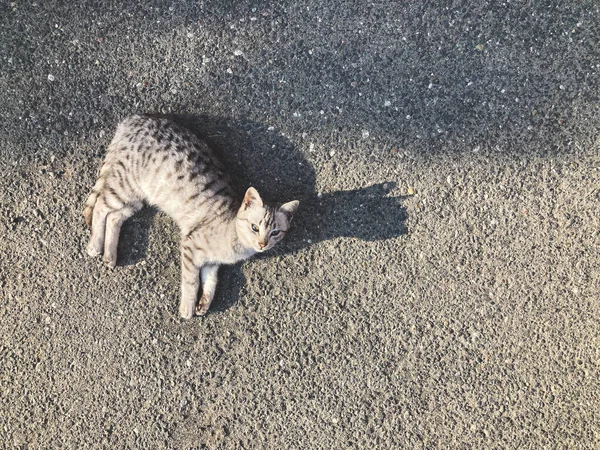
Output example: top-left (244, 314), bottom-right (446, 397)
top-left (115, 114), bottom-right (407, 313)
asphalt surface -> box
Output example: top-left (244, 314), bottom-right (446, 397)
top-left (1, 1), bottom-right (599, 448)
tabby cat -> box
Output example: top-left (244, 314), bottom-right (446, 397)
top-left (84, 115), bottom-right (299, 318)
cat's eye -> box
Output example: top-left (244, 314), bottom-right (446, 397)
top-left (251, 224), bottom-right (259, 233)
top-left (270, 230), bottom-right (281, 237)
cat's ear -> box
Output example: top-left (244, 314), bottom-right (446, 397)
top-left (279, 200), bottom-right (299, 220)
top-left (242, 187), bottom-right (263, 210)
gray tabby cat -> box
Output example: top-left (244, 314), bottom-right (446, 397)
top-left (84, 115), bottom-right (299, 318)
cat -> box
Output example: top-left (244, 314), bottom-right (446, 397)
top-left (84, 114), bottom-right (299, 318)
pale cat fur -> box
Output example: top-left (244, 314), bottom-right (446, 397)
top-left (84, 114), bottom-right (299, 318)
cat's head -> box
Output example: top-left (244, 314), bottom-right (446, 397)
top-left (236, 187), bottom-right (299, 253)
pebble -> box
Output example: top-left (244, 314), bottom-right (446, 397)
top-left (361, 130), bottom-right (369, 139)
top-left (47, 74), bottom-right (55, 82)
top-left (384, 100), bottom-right (391, 107)
top-left (329, 150), bottom-right (336, 157)
top-left (233, 49), bottom-right (243, 56)
top-left (226, 68), bottom-right (233, 74)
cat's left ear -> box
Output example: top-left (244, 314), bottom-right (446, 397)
top-left (279, 200), bottom-right (299, 220)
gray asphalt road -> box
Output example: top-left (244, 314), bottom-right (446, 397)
top-left (1, 1), bottom-right (599, 448)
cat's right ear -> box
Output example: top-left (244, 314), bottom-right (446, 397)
top-left (242, 187), bottom-right (263, 210)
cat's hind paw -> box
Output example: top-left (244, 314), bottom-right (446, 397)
top-left (103, 253), bottom-right (117, 269)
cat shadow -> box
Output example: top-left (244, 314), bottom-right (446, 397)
top-left (117, 114), bottom-right (407, 314)
top-left (117, 208), bottom-right (158, 266)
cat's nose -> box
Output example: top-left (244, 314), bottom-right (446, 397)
top-left (259, 242), bottom-right (267, 249)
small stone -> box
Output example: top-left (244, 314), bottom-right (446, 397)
top-left (329, 150), bottom-right (336, 157)
top-left (407, 187), bottom-right (415, 195)
top-left (226, 68), bottom-right (233, 74)
top-left (47, 74), bottom-right (55, 82)
top-left (233, 49), bottom-right (243, 56)
top-left (361, 130), bottom-right (369, 139)
top-left (384, 100), bottom-right (391, 106)
top-left (309, 143), bottom-right (315, 152)
top-left (475, 44), bottom-right (485, 51)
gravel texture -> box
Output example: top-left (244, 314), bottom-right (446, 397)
top-left (1, 1), bottom-right (600, 448)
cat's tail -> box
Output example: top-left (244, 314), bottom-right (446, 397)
top-left (83, 149), bottom-right (116, 227)
top-left (84, 180), bottom-right (103, 228)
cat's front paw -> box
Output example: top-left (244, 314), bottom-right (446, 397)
top-left (179, 301), bottom-right (195, 320)
top-left (86, 241), bottom-right (102, 257)
top-left (194, 295), bottom-right (211, 316)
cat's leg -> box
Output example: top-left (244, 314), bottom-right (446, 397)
top-left (103, 203), bottom-right (140, 268)
top-left (195, 264), bottom-right (220, 316)
top-left (179, 241), bottom-right (202, 319)
top-left (86, 196), bottom-right (111, 257)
